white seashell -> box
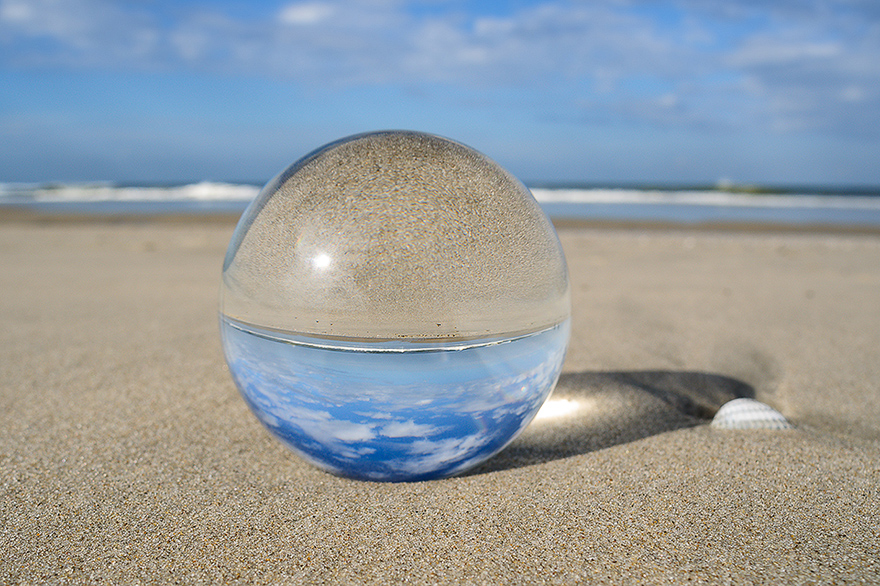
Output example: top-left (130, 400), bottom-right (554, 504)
top-left (711, 398), bottom-right (794, 430)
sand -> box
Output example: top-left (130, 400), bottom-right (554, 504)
top-left (1, 213), bottom-right (878, 584)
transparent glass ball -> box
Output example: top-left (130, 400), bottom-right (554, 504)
top-left (220, 131), bottom-right (570, 481)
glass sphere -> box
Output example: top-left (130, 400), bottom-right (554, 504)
top-left (220, 130), bottom-right (570, 481)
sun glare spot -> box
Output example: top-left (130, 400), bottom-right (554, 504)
top-left (534, 398), bottom-right (580, 421)
top-left (313, 253), bottom-right (331, 269)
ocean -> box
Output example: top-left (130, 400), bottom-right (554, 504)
top-left (3, 181), bottom-right (880, 227)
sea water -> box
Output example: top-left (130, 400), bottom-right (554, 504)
top-left (220, 315), bottom-right (569, 481)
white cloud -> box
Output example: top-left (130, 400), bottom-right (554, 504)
top-left (293, 414), bottom-right (377, 443)
top-left (729, 37), bottom-right (843, 67)
top-left (379, 419), bottom-right (443, 438)
top-left (0, 0), bottom-right (163, 71)
top-left (374, 431), bottom-right (497, 477)
top-left (279, 2), bottom-right (336, 26)
top-left (1, 0), bottom-right (878, 137)
top-left (1, 0), bottom-right (92, 40)
top-left (840, 86), bottom-right (866, 103)
top-left (657, 93), bottom-right (679, 109)
top-left (0, 0), bottom-right (32, 22)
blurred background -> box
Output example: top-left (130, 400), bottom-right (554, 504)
top-left (1, 0), bottom-right (879, 221)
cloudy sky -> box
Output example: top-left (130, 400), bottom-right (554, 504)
top-left (2, 0), bottom-right (879, 185)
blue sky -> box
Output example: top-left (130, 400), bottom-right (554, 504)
top-left (1, 0), bottom-right (879, 185)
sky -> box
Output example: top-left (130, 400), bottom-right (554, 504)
top-left (1, 0), bottom-right (879, 186)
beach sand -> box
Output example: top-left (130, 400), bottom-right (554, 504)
top-left (1, 213), bottom-right (878, 584)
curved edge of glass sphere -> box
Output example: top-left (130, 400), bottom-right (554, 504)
top-left (219, 130), bottom-right (571, 481)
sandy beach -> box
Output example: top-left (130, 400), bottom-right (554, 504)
top-left (1, 213), bottom-right (878, 584)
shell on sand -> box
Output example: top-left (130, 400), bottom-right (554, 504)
top-left (711, 398), bottom-right (794, 430)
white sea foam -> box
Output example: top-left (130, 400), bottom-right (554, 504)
top-left (530, 188), bottom-right (880, 210)
top-left (0, 181), bottom-right (260, 202)
top-left (2, 181), bottom-right (878, 211)
top-left (2, 182), bottom-right (879, 226)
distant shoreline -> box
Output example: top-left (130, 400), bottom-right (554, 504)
top-left (6, 179), bottom-right (880, 197)
top-left (3, 206), bottom-right (879, 236)
top-left (3, 181), bottom-right (880, 229)
top-left (527, 181), bottom-right (880, 197)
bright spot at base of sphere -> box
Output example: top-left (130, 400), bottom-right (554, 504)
top-left (534, 398), bottom-right (580, 420)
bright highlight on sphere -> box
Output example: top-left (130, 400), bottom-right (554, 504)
top-left (534, 398), bottom-right (581, 421)
top-left (312, 252), bottom-right (331, 269)
top-left (220, 130), bottom-right (571, 481)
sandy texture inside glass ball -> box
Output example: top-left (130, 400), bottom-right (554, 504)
top-left (221, 130), bottom-right (569, 340)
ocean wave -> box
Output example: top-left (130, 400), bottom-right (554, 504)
top-left (530, 188), bottom-right (880, 210)
top-left (0, 181), bottom-right (260, 203)
top-left (2, 182), bottom-right (879, 223)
